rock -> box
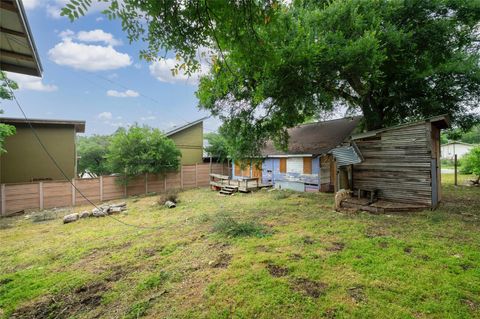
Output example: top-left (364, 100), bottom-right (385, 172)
top-left (109, 206), bottom-right (123, 214)
top-left (111, 202), bottom-right (126, 208)
top-left (92, 208), bottom-right (106, 217)
top-left (63, 213), bottom-right (79, 224)
top-left (79, 211), bottom-right (91, 218)
top-left (165, 201), bottom-right (176, 208)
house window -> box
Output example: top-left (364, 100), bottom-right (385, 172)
top-left (287, 157), bottom-right (303, 174)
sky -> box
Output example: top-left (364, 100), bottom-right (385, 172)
top-left (2, 0), bottom-right (221, 136)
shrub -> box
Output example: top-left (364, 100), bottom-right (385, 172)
top-left (460, 146), bottom-right (480, 179)
top-left (213, 216), bottom-right (267, 237)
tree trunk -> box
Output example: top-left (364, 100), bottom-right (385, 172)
top-left (360, 98), bottom-right (384, 130)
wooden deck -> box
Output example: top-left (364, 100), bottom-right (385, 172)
top-left (341, 197), bottom-right (430, 213)
top-left (209, 174), bottom-right (272, 193)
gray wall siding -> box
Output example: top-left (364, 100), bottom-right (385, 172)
top-left (353, 123), bottom-right (433, 206)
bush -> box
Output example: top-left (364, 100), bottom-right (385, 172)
top-left (460, 146), bottom-right (480, 178)
top-left (213, 215), bottom-right (267, 237)
top-left (158, 189), bottom-right (179, 204)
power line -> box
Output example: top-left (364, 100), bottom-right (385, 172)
top-left (6, 83), bottom-right (163, 230)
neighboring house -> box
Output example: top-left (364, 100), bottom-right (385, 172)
top-left (0, 118), bottom-right (85, 183)
top-left (231, 117), bottom-right (363, 192)
top-left (165, 117), bottom-right (207, 165)
top-left (351, 115), bottom-right (449, 208)
top-left (1, 0), bottom-right (42, 76)
top-left (440, 142), bottom-right (476, 159)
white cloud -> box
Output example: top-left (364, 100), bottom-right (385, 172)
top-left (59, 29), bottom-right (121, 46)
top-left (96, 16), bottom-right (104, 22)
top-left (97, 112), bottom-right (112, 120)
top-left (149, 58), bottom-right (209, 85)
top-left (48, 39), bottom-right (132, 71)
top-left (6, 73), bottom-right (58, 92)
top-left (140, 116), bottom-right (156, 121)
top-left (22, 0), bottom-right (41, 10)
top-left (76, 29), bottom-right (122, 46)
top-left (106, 89), bottom-right (139, 98)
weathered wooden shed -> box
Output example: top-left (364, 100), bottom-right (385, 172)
top-left (350, 115), bottom-right (450, 209)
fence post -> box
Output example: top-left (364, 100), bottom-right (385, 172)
top-left (39, 182), bottom-right (44, 210)
top-left (180, 166), bottom-right (184, 189)
top-left (1, 184), bottom-right (5, 216)
top-left (124, 175), bottom-right (127, 198)
top-left (454, 154), bottom-right (458, 186)
top-left (195, 163), bottom-right (198, 187)
top-left (164, 174), bottom-right (167, 192)
top-left (71, 179), bottom-right (76, 206)
top-left (145, 173), bottom-right (148, 194)
top-left (99, 176), bottom-right (104, 201)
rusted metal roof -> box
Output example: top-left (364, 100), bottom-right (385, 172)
top-left (261, 116), bottom-right (362, 156)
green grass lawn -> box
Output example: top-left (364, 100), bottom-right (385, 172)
top-left (0, 174), bottom-right (479, 318)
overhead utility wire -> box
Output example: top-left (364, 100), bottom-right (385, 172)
top-left (6, 84), bottom-right (163, 230)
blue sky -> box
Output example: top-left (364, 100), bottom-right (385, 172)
top-left (2, 0), bottom-right (221, 135)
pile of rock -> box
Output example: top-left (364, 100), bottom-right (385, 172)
top-left (63, 202), bottom-right (127, 224)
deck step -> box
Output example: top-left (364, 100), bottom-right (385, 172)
top-left (219, 190), bottom-right (233, 195)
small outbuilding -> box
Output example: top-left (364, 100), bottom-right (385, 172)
top-left (349, 115), bottom-right (450, 209)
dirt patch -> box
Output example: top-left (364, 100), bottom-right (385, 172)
top-left (291, 278), bottom-right (327, 298)
top-left (142, 247), bottom-right (162, 258)
top-left (326, 242), bottom-right (345, 252)
top-left (266, 263), bottom-right (289, 277)
top-left (378, 241), bottom-right (389, 249)
top-left (0, 278), bottom-right (13, 286)
top-left (462, 298), bottom-right (478, 312)
top-left (323, 308), bottom-right (338, 319)
top-left (365, 227), bottom-right (390, 238)
top-left (460, 263), bottom-right (473, 271)
top-left (256, 245), bottom-right (272, 252)
top-left (302, 236), bottom-right (315, 245)
top-left (209, 253), bottom-right (232, 268)
top-left (105, 266), bottom-right (129, 282)
top-left (289, 253), bottom-right (303, 261)
top-left (348, 285), bottom-right (366, 303)
top-left (404, 246), bottom-right (413, 254)
top-left (11, 281), bottom-right (108, 319)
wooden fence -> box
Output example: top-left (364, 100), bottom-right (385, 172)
top-left (0, 163), bottom-right (229, 216)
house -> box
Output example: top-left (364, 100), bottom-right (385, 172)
top-left (165, 117), bottom-right (207, 165)
top-left (231, 117), bottom-right (363, 192)
top-left (350, 115), bottom-right (450, 209)
top-left (1, 0), bottom-right (42, 76)
top-left (0, 117), bottom-right (85, 183)
top-left (440, 141), bottom-right (476, 160)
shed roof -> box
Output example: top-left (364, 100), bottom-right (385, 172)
top-left (351, 115), bottom-right (450, 140)
top-left (165, 117), bottom-right (208, 137)
top-left (261, 116), bottom-right (362, 156)
top-left (0, 117), bottom-right (85, 133)
top-left (1, 0), bottom-right (42, 76)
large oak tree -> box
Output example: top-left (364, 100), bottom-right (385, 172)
top-left (64, 0), bottom-right (480, 158)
